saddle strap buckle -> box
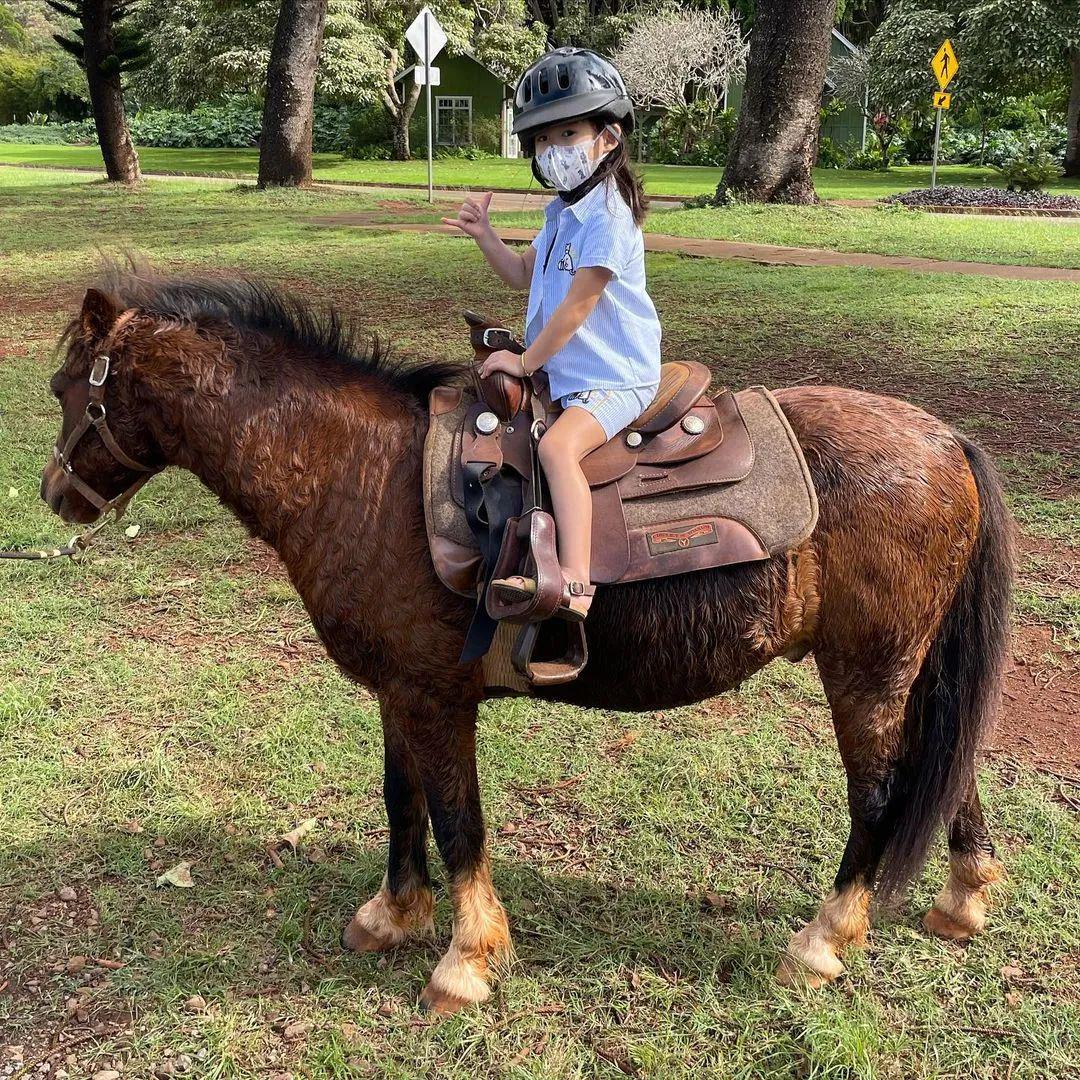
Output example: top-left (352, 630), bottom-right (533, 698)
top-left (481, 327), bottom-right (513, 350)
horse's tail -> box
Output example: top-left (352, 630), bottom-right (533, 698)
top-left (876, 435), bottom-right (1015, 899)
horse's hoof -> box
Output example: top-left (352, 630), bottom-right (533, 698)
top-left (923, 905), bottom-right (979, 942)
top-left (342, 915), bottom-right (397, 954)
top-left (775, 951), bottom-right (842, 989)
top-left (418, 985), bottom-right (475, 1016)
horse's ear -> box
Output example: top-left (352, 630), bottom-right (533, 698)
top-left (80, 288), bottom-right (119, 340)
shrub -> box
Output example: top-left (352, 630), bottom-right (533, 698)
top-left (0, 122), bottom-right (69, 143)
top-left (0, 118), bottom-right (94, 143)
top-left (0, 97), bottom-right (369, 151)
top-left (347, 104), bottom-right (393, 158)
top-left (996, 142), bottom-right (1064, 191)
top-left (939, 124), bottom-right (1066, 168)
top-left (470, 115), bottom-right (502, 155)
top-left (127, 98), bottom-right (263, 149)
top-left (844, 144), bottom-right (888, 171)
top-left (311, 104), bottom-right (356, 153)
top-left (816, 136), bottom-right (845, 169)
top-left (433, 144), bottom-right (499, 160)
top-left (650, 104), bottom-right (736, 167)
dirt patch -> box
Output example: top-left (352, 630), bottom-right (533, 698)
top-left (0, 285), bottom-right (82, 323)
top-left (1019, 535), bottom-right (1080, 591)
top-left (991, 622), bottom-right (1080, 773)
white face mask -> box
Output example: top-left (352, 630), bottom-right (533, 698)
top-left (536, 127), bottom-right (616, 191)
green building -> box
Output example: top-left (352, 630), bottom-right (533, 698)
top-left (395, 51), bottom-right (515, 157)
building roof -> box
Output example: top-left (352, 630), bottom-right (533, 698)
top-left (394, 47), bottom-right (509, 86)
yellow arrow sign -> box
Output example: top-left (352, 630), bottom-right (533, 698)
top-left (933, 91), bottom-right (952, 109)
top-left (932, 40), bottom-right (958, 90)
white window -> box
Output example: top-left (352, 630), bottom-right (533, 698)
top-left (436, 96), bottom-right (472, 146)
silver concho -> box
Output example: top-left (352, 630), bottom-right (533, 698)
top-left (625, 431), bottom-right (643, 448)
top-left (475, 411), bottom-right (500, 435)
top-left (682, 414), bottom-right (706, 435)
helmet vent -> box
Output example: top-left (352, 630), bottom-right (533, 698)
top-left (522, 79), bottom-right (532, 102)
top-left (538, 69), bottom-right (549, 94)
top-left (556, 64), bottom-right (570, 90)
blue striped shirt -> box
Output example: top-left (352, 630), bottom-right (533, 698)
top-left (524, 180), bottom-right (661, 400)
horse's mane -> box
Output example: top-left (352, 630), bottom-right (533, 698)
top-left (88, 263), bottom-right (462, 404)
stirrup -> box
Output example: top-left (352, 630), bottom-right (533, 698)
top-left (512, 620), bottom-right (588, 685)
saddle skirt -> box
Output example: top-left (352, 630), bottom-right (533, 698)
top-left (423, 379), bottom-right (819, 600)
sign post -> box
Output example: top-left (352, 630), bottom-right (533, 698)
top-left (930, 39), bottom-right (958, 189)
top-left (405, 7), bottom-right (447, 203)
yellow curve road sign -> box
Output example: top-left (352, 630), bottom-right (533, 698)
top-left (932, 40), bottom-right (958, 90)
top-left (933, 91), bottom-right (952, 109)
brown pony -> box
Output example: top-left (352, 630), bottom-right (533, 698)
top-left (39, 269), bottom-right (1014, 1013)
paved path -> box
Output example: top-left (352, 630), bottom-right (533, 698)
top-left (309, 218), bottom-right (1080, 283)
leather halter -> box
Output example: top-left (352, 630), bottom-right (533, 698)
top-left (52, 349), bottom-right (160, 519)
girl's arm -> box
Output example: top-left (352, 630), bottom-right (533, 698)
top-left (442, 192), bottom-right (534, 290)
top-left (521, 266), bottom-right (612, 373)
top-left (478, 266), bottom-right (612, 378)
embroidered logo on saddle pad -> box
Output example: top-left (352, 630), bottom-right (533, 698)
top-left (646, 521), bottom-right (718, 555)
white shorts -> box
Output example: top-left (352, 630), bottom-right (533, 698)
top-left (560, 383), bottom-right (659, 441)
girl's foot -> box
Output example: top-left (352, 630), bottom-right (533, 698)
top-left (490, 575), bottom-right (536, 603)
top-left (561, 579), bottom-right (595, 622)
top-left (489, 575), bottom-right (595, 621)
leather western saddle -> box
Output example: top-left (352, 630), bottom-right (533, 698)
top-left (452, 310), bottom-right (765, 686)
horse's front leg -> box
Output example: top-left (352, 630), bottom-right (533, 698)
top-left (343, 700), bottom-right (435, 952)
top-left (408, 694), bottom-right (512, 1013)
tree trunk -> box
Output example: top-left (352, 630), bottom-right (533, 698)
top-left (721, 0), bottom-right (835, 203)
top-left (381, 52), bottom-right (421, 162)
top-left (391, 114), bottom-right (410, 160)
top-left (258, 0), bottom-right (328, 188)
top-left (1066, 48), bottom-right (1080, 178)
top-left (83, 0), bottom-right (140, 183)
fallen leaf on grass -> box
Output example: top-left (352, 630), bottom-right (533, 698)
top-left (266, 818), bottom-right (318, 866)
top-left (155, 861), bottom-right (194, 888)
top-left (606, 730), bottom-right (641, 754)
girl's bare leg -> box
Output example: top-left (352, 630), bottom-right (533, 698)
top-left (537, 407), bottom-right (607, 611)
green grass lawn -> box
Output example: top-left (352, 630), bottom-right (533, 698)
top-left (486, 201), bottom-right (1080, 270)
top-left (3, 141), bottom-right (1080, 199)
top-left (1, 167), bottom-right (1078, 1077)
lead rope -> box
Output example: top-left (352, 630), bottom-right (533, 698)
top-left (0, 511), bottom-right (116, 561)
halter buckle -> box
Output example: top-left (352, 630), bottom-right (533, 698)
top-left (89, 354), bottom-right (110, 386)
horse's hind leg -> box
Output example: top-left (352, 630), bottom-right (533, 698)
top-left (924, 781), bottom-right (1003, 941)
top-left (778, 664), bottom-right (909, 987)
top-left (343, 701), bottom-right (435, 952)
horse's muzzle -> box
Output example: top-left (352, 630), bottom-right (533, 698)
top-left (40, 460), bottom-right (100, 525)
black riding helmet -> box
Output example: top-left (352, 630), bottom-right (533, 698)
top-left (512, 47), bottom-right (634, 154)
